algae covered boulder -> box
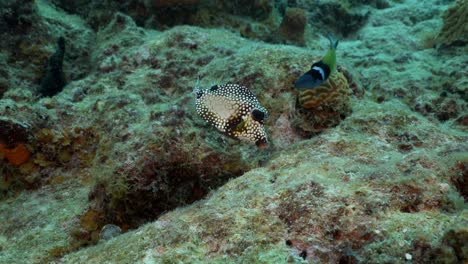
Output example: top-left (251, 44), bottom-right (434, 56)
top-left (276, 7), bottom-right (307, 45)
top-left (436, 0), bottom-right (468, 48)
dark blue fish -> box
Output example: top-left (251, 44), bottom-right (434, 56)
top-left (294, 36), bottom-right (339, 90)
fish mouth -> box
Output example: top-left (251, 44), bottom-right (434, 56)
top-left (255, 138), bottom-right (268, 149)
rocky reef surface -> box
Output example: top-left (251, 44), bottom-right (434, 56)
top-left (0, 0), bottom-right (466, 263)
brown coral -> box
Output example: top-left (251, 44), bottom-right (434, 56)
top-left (0, 120), bottom-right (31, 166)
top-left (276, 8), bottom-right (307, 45)
top-left (0, 143), bottom-right (31, 166)
top-left (290, 67), bottom-right (352, 137)
top-left (436, 0), bottom-right (468, 48)
top-left (297, 70), bottom-right (350, 109)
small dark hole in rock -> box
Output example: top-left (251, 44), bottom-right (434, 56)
top-left (299, 250), bottom-right (307, 260)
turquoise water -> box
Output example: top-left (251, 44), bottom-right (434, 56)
top-left (0, 0), bottom-right (466, 263)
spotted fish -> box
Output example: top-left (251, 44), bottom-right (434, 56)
top-left (195, 83), bottom-right (269, 148)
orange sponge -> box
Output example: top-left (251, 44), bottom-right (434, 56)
top-left (0, 143), bottom-right (31, 166)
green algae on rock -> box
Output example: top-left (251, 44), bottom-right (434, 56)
top-left (436, 0), bottom-right (468, 48)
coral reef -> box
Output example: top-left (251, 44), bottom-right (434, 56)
top-left (290, 66), bottom-right (353, 137)
top-left (0, 0), bottom-right (38, 34)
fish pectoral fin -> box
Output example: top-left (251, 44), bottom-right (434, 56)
top-left (234, 118), bottom-right (248, 132)
top-left (294, 73), bottom-right (322, 89)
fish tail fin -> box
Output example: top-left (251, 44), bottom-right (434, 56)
top-left (326, 34), bottom-right (339, 50)
top-left (193, 76), bottom-right (202, 96)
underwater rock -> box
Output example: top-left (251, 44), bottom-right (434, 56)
top-left (216, 0), bottom-right (275, 21)
top-left (307, 1), bottom-right (370, 37)
top-left (145, 0), bottom-right (281, 32)
top-left (0, 0), bottom-right (38, 34)
top-left (436, 0), bottom-right (468, 48)
top-left (1, 123), bottom-right (100, 197)
top-left (270, 113), bottom-right (302, 146)
top-left (144, 0), bottom-right (200, 29)
top-left (0, 120), bottom-right (30, 149)
top-left (413, 91), bottom-right (467, 124)
top-left (450, 161), bottom-right (467, 202)
top-left (151, 0), bottom-right (200, 7)
top-left (290, 66), bottom-right (352, 137)
top-left (0, 0), bottom-right (47, 88)
top-left (456, 115), bottom-right (468, 128)
top-left (95, 12), bottom-right (144, 53)
top-left (347, 0), bottom-right (390, 9)
top-left (49, 0), bottom-right (285, 43)
top-left (99, 224), bottom-right (122, 241)
top-left (89, 135), bottom-right (259, 229)
top-left (0, 75), bottom-right (7, 100)
top-left (0, 84), bottom-right (6, 99)
top-left (38, 37), bottom-right (66, 97)
top-left (275, 7), bottom-right (307, 45)
top-left (0, 143), bottom-right (30, 167)
top-left (49, 0), bottom-right (138, 29)
top-left (0, 54), bottom-right (9, 99)
top-left (413, 226), bottom-right (468, 263)
top-left (0, 0), bottom-right (93, 98)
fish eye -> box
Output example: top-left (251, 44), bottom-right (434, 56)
top-left (251, 109), bottom-right (265, 122)
top-left (195, 89), bottom-right (204, 99)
